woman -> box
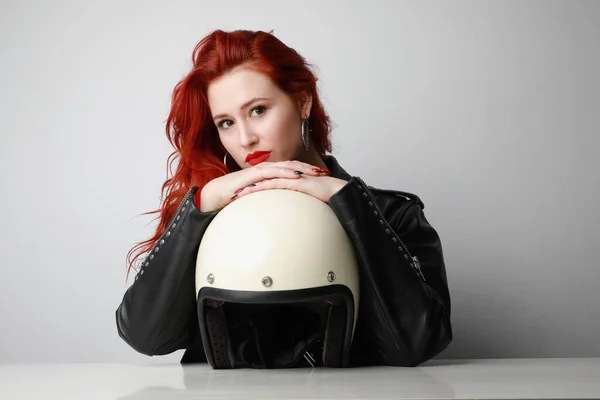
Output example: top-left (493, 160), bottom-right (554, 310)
top-left (116, 29), bottom-right (452, 368)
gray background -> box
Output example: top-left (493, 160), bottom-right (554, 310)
top-left (1, 0), bottom-right (598, 364)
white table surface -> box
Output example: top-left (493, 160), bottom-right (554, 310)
top-left (1, 358), bottom-right (599, 399)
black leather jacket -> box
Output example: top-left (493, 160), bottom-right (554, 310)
top-left (116, 156), bottom-right (452, 367)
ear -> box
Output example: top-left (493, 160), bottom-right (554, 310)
top-left (299, 92), bottom-right (313, 119)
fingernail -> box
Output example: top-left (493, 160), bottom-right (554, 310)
top-left (234, 188), bottom-right (243, 195)
top-left (322, 169), bottom-right (331, 175)
top-left (312, 168), bottom-right (321, 173)
top-left (247, 183), bottom-right (256, 187)
top-left (294, 170), bottom-right (304, 175)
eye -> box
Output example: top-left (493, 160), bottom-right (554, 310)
top-left (250, 105), bottom-right (266, 117)
top-left (217, 119), bottom-right (233, 129)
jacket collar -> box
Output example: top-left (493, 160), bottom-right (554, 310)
top-left (323, 155), bottom-right (352, 181)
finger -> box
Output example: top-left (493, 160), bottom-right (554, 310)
top-left (230, 167), bottom-right (301, 199)
top-left (230, 183), bottom-right (257, 200)
top-left (236, 177), bottom-right (306, 198)
top-left (259, 160), bottom-right (330, 176)
top-left (258, 166), bottom-right (306, 180)
top-left (285, 160), bottom-right (331, 175)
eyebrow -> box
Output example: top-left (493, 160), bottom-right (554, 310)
top-left (212, 97), bottom-right (271, 121)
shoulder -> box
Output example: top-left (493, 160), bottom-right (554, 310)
top-left (327, 156), bottom-right (426, 209)
top-left (367, 184), bottom-right (425, 209)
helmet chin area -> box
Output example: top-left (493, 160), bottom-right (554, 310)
top-left (197, 285), bottom-right (355, 369)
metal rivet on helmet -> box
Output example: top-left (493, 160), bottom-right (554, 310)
top-left (262, 276), bottom-right (273, 287)
top-left (207, 274), bottom-right (215, 284)
top-left (327, 271), bottom-right (336, 282)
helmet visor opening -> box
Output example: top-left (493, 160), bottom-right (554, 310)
top-left (197, 286), bottom-right (355, 368)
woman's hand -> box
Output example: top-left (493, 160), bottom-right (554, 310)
top-left (199, 161), bottom-right (330, 212)
top-left (234, 174), bottom-right (348, 204)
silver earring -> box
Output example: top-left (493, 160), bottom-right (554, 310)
top-left (223, 152), bottom-right (228, 165)
top-left (301, 116), bottom-right (310, 151)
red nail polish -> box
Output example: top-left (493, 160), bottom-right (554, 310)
top-left (322, 169), bottom-right (331, 174)
top-left (312, 168), bottom-right (321, 173)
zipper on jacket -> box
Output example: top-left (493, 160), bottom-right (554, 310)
top-left (356, 177), bottom-right (426, 282)
top-left (411, 256), bottom-right (426, 282)
top-left (171, 186), bottom-right (196, 220)
top-left (136, 186), bottom-right (196, 275)
top-left (158, 186), bottom-right (196, 241)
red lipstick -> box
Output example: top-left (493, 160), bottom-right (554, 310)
top-left (246, 151), bottom-right (271, 166)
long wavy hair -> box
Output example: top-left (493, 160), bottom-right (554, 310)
top-left (126, 29), bottom-right (332, 277)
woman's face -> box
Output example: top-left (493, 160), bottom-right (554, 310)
top-left (207, 68), bottom-right (312, 169)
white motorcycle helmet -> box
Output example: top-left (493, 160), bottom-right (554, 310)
top-left (195, 189), bottom-right (360, 369)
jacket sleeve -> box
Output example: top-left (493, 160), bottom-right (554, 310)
top-left (115, 186), bottom-right (219, 356)
top-left (328, 176), bottom-right (452, 367)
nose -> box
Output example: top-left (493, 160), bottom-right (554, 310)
top-left (238, 122), bottom-right (258, 148)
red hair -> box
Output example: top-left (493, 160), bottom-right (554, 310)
top-left (126, 29), bottom-right (332, 277)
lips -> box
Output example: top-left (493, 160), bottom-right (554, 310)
top-left (246, 151), bottom-right (271, 166)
